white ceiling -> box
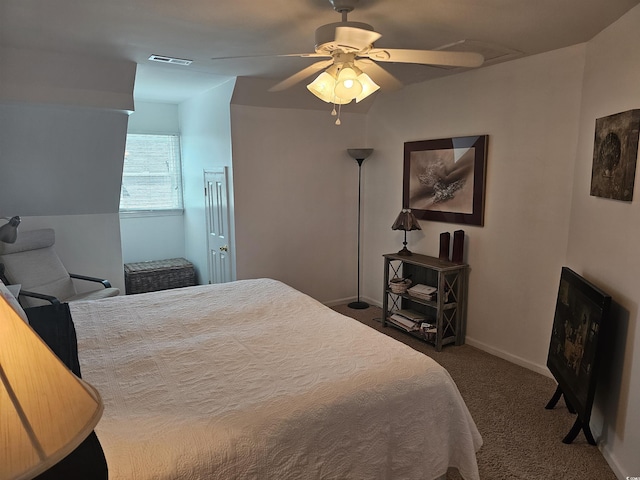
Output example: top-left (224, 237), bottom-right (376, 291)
top-left (2, 0), bottom-right (639, 105)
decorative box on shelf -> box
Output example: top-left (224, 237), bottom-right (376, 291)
top-left (124, 257), bottom-right (196, 295)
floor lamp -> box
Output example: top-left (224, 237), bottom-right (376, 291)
top-left (347, 148), bottom-right (373, 310)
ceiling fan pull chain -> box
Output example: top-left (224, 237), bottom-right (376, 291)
top-left (335, 104), bottom-right (342, 125)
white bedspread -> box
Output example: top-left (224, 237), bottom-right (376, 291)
top-left (70, 278), bottom-right (482, 479)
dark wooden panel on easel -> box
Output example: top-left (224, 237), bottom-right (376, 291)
top-left (545, 267), bottom-right (611, 445)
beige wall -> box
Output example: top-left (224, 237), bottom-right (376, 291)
top-left (0, 47), bottom-right (135, 294)
top-left (179, 80), bottom-right (237, 284)
top-left (0, 46), bottom-right (135, 111)
top-left (359, 6), bottom-right (640, 476)
top-left (565, 6), bottom-right (640, 477)
top-left (230, 104), bottom-right (367, 303)
top-left (364, 44), bottom-right (586, 373)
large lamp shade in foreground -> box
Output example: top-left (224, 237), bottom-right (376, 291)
top-left (0, 296), bottom-right (103, 480)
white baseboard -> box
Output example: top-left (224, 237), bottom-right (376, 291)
top-left (600, 447), bottom-right (626, 480)
top-left (465, 336), bottom-right (553, 379)
top-left (323, 297), bottom-right (355, 307)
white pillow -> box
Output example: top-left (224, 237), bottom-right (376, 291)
top-left (0, 279), bottom-right (29, 323)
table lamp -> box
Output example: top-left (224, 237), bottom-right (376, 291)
top-left (0, 296), bottom-right (103, 479)
top-left (391, 209), bottom-right (422, 256)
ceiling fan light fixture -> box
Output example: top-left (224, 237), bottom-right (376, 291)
top-left (355, 72), bottom-right (379, 102)
top-left (307, 72), bottom-right (335, 102)
top-left (263, 0), bottom-right (486, 124)
top-left (334, 65), bottom-right (362, 100)
top-left (307, 72), bottom-right (350, 104)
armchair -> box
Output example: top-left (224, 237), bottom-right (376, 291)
top-left (0, 228), bottom-right (119, 307)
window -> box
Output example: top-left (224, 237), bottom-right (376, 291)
top-left (119, 134), bottom-right (183, 214)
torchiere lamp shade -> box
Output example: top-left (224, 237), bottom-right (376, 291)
top-left (391, 209), bottom-right (422, 256)
top-left (347, 149), bottom-right (373, 162)
top-left (0, 296), bottom-right (103, 480)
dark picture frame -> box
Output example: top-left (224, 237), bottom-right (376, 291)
top-left (590, 109), bottom-right (640, 202)
top-left (403, 135), bottom-right (488, 226)
top-left (546, 267), bottom-right (611, 443)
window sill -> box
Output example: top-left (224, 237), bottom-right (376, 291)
top-left (119, 209), bottom-right (184, 219)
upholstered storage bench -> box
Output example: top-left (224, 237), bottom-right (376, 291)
top-left (124, 258), bottom-right (196, 295)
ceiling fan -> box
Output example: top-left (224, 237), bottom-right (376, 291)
top-left (268, 0), bottom-right (484, 122)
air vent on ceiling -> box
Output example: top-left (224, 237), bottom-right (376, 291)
top-left (148, 55), bottom-right (193, 66)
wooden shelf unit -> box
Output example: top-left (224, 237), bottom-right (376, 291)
top-left (382, 253), bottom-right (468, 351)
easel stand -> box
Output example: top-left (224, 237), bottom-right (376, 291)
top-left (545, 385), bottom-right (596, 445)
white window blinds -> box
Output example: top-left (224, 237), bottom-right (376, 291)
top-left (120, 134), bottom-right (183, 213)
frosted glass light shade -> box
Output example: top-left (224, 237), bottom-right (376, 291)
top-left (355, 73), bottom-right (380, 103)
top-left (307, 72), bottom-right (350, 104)
top-left (307, 64), bottom-right (380, 106)
top-left (0, 297), bottom-right (103, 480)
top-left (334, 66), bottom-right (363, 100)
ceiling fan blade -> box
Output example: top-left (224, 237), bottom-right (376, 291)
top-left (279, 53), bottom-right (333, 59)
top-left (211, 53), bottom-right (330, 60)
top-left (210, 54), bottom-right (271, 60)
top-left (366, 49), bottom-right (484, 68)
top-left (269, 59), bottom-right (334, 92)
top-left (335, 26), bottom-right (382, 50)
top-left (355, 59), bottom-right (403, 91)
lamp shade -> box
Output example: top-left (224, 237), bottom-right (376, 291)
top-left (391, 209), bottom-right (422, 232)
top-left (0, 297), bottom-right (103, 480)
top-left (355, 73), bottom-right (380, 103)
top-left (307, 64), bottom-right (379, 106)
top-left (307, 72), bottom-right (351, 104)
top-left (391, 209), bottom-right (421, 256)
top-left (0, 216), bottom-right (21, 244)
top-left (334, 66), bottom-right (363, 101)
top-left (347, 148), bottom-right (373, 161)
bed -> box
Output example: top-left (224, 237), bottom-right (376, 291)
top-left (67, 278), bottom-right (482, 480)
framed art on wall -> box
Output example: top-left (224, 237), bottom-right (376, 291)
top-left (590, 109), bottom-right (640, 202)
top-left (403, 135), bottom-right (488, 226)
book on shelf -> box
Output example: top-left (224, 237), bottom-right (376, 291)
top-left (408, 284), bottom-right (437, 300)
top-left (393, 309), bottom-right (425, 322)
top-left (388, 313), bottom-right (419, 332)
